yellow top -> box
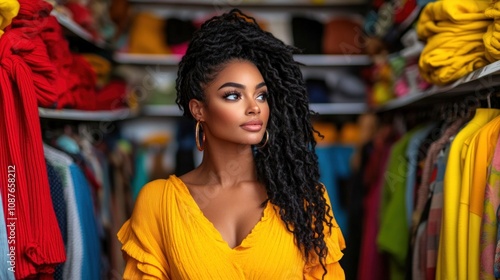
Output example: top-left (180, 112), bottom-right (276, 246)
top-left (117, 175), bottom-right (346, 279)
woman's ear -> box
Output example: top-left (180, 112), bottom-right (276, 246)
top-left (189, 99), bottom-right (205, 121)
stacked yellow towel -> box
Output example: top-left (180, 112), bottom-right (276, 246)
top-left (484, 1), bottom-right (500, 62)
top-left (0, 0), bottom-right (20, 38)
top-left (417, 0), bottom-right (492, 85)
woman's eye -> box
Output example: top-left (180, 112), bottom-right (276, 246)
top-left (256, 92), bottom-right (268, 101)
top-left (223, 92), bottom-right (241, 101)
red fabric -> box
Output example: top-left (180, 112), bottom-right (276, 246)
top-left (358, 125), bottom-right (399, 280)
top-left (94, 80), bottom-right (128, 110)
top-left (39, 16), bottom-right (73, 95)
top-left (0, 17), bottom-right (65, 280)
top-left (8, 0), bottom-right (65, 108)
top-left (64, 2), bottom-right (98, 39)
top-left (394, 0), bottom-right (417, 24)
top-left (65, 54), bottom-right (97, 110)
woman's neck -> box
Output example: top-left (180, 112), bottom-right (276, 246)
top-left (195, 143), bottom-right (258, 187)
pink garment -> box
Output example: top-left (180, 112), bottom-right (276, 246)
top-left (480, 133), bottom-right (500, 279)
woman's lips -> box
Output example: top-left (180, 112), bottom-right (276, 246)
top-left (241, 120), bottom-right (263, 132)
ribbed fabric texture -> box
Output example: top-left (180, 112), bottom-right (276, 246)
top-left (118, 176), bottom-right (346, 279)
top-left (0, 192), bottom-right (15, 280)
top-left (0, 0), bottom-right (67, 278)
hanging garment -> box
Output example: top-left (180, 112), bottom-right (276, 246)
top-left (377, 127), bottom-right (421, 280)
top-left (404, 123), bottom-right (438, 227)
top-left (316, 144), bottom-right (355, 238)
top-left (426, 145), bottom-right (450, 280)
top-left (0, 1), bottom-right (67, 278)
top-left (437, 108), bottom-right (500, 280)
top-left (358, 125), bottom-right (397, 280)
top-left (46, 161), bottom-right (68, 280)
top-left (459, 115), bottom-right (500, 280)
top-left (0, 192), bottom-right (15, 280)
top-left (69, 164), bottom-right (101, 280)
top-left (118, 176), bottom-right (346, 279)
top-left (480, 132), bottom-right (500, 280)
top-left (44, 145), bottom-right (84, 280)
top-left (412, 118), bottom-right (467, 232)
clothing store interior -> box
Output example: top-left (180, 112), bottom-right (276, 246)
top-left (2, 0), bottom-right (500, 279)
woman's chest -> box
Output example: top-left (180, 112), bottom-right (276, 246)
top-left (162, 205), bottom-right (306, 279)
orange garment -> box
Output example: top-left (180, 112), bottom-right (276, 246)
top-left (118, 175), bottom-right (345, 279)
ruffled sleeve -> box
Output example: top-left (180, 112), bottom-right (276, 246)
top-left (117, 180), bottom-right (170, 279)
top-left (304, 188), bottom-right (346, 280)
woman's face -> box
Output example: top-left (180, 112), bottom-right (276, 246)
top-left (198, 60), bottom-right (270, 148)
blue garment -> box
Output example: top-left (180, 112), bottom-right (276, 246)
top-left (0, 193), bottom-right (15, 280)
top-left (69, 164), bottom-right (101, 280)
top-left (405, 123), bottom-right (437, 227)
top-left (417, 0), bottom-right (436, 8)
top-left (131, 147), bottom-right (148, 202)
top-left (46, 161), bottom-right (68, 280)
top-left (44, 144), bottom-right (83, 280)
top-left (316, 145), bottom-right (355, 238)
top-left (46, 161), bottom-right (68, 244)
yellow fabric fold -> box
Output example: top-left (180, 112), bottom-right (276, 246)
top-left (419, 0), bottom-right (490, 23)
top-left (417, 0), bottom-right (492, 85)
top-left (418, 20), bottom-right (491, 39)
top-left (485, 1), bottom-right (500, 19)
top-left (0, 0), bottom-right (20, 38)
top-left (419, 32), bottom-right (488, 85)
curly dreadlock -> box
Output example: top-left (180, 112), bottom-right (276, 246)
top-left (175, 9), bottom-right (334, 277)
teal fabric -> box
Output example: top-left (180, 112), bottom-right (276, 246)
top-left (316, 145), bottom-right (355, 238)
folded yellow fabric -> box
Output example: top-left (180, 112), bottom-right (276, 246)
top-left (0, 0), bottom-right (20, 38)
top-left (420, 32), bottom-right (488, 85)
top-left (128, 12), bottom-right (171, 54)
top-left (418, 0), bottom-right (491, 40)
top-left (484, 2), bottom-right (500, 62)
top-left (418, 19), bottom-right (491, 38)
top-left (485, 1), bottom-right (500, 19)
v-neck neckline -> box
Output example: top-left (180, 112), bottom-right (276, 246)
top-left (172, 175), bottom-right (271, 251)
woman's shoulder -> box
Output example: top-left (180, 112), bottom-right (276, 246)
top-left (134, 175), bottom-right (185, 208)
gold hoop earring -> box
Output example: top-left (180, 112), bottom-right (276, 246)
top-left (256, 130), bottom-right (269, 149)
top-left (195, 121), bottom-right (205, 151)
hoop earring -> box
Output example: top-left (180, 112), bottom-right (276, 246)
top-left (195, 121), bottom-right (205, 151)
top-left (256, 130), bottom-right (269, 149)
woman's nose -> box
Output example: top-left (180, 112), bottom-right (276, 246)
top-left (246, 99), bottom-right (261, 115)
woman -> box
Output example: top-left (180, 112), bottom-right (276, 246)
top-left (118, 9), bottom-right (345, 279)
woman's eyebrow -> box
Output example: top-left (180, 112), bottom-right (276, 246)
top-left (218, 81), bottom-right (266, 90)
